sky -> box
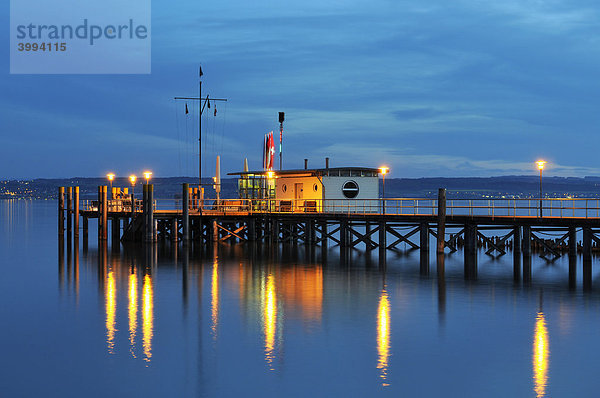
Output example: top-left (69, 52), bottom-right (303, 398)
top-left (1, 0), bottom-right (600, 179)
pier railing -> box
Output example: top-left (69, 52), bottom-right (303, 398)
top-left (83, 197), bottom-right (600, 219)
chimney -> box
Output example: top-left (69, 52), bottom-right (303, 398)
top-left (325, 157), bottom-right (330, 169)
top-left (304, 159), bottom-right (308, 170)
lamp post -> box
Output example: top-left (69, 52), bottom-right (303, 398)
top-left (380, 167), bottom-right (389, 214)
top-left (106, 173), bottom-right (115, 199)
top-left (129, 175), bottom-right (137, 197)
top-left (536, 160), bottom-right (546, 217)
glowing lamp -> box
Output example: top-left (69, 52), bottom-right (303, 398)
top-left (143, 171), bottom-right (152, 183)
top-left (379, 167), bottom-right (389, 175)
top-left (536, 160), bottom-right (546, 171)
top-left (267, 171), bottom-right (274, 179)
top-left (106, 173), bottom-right (115, 182)
top-left (129, 175), bottom-right (137, 186)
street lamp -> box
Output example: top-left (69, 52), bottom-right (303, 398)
top-left (380, 167), bottom-right (389, 214)
top-left (143, 171), bottom-right (152, 184)
top-left (536, 160), bottom-right (546, 217)
top-left (106, 173), bottom-right (115, 199)
top-left (129, 174), bottom-right (137, 197)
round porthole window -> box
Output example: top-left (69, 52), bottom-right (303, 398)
top-left (313, 183), bottom-right (318, 192)
top-left (342, 180), bottom-right (359, 199)
top-left (282, 184), bottom-right (287, 193)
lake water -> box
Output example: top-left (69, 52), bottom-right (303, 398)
top-left (2, 199), bottom-right (600, 397)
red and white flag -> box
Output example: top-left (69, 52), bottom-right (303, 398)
top-left (263, 131), bottom-right (275, 170)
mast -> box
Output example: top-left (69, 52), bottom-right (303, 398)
top-left (174, 65), bottom-right (228, 188)
top-left (199, 66), bottom-right (203, 187)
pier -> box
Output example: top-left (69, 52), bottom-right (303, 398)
top-left (58, 185), bottom-right (600, 289)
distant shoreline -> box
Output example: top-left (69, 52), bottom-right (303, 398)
top-left (3, 176), bottom-right (600, 200)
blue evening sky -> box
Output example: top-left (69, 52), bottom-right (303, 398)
top-left (1, 0), bottom-right (600, 179)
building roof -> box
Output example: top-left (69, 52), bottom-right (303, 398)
top-left (228, 167), bottom-right (381, 177)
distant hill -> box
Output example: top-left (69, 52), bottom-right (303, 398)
top-left (2, 176), bottom-right (600, 200)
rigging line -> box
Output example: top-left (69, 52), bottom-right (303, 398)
top-left (175, 101), bottom-right (182, 177)
top-left (185, 99), bottom-right (189, 177)
top-left (212, 102), bottom-right (217, 159)
top-left (219, 101), bottom-right (227, 157)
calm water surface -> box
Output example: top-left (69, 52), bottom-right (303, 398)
top-left (2, 200), bottom-right (600, 397)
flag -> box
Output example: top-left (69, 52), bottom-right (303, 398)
top-left (263, 132), bottom-right (275, 170)
top-left (185, 103), bottom-right (189, 114)
top-left (268, 131), bottom-right (275, 170)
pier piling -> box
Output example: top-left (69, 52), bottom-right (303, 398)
top-left (73, 187), bottom-right (79, 239)
top-left (569, 226), bottom-right (577, 289)
top-left (58, 187), bottom-right (65, 236)
top-left (67, 187), bottom-right (73, 240)
top-left (583, 227), bottom-right (592, 290)
top-left (420, 222), bottom-right (429, 274)
top-left (436, 188), bottom-right (446, 254)
top-left (182, 183), bottom-right (189, 242)
top-left (522, 225), bottom-right (532, 283)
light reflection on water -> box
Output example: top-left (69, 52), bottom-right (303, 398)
top-left (128, 269), bottom-right (138, 358)
top-left (377, 287), bottom-right (391, 386)
top-left (105, 269), bottom-right (116, 354)
top-left (211, 256), bottom-right (219, 341)
top-left (142, 272), bottom-right (154, 363)
top-left (10, 201), bottom-right (600, 396)
top-left (533, 309), bottom-right (549, 397)
top-left (263, 272), bottom-right (278, 370)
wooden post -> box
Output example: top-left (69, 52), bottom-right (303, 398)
top-left (272, 219), bottom-right (279, 244)
top-left (58, 187), bottom-right (65, 236)
top-left (130, 192), bottom-right (135, 227)
top-left (436, 188), bottom-right (446, 254)
top-left (569, 226), bottom-right (577, 290)
top-left (464, 223), bottom-right (477, 279)
top-left (145, 184), bottom-right (155, 242)
top-left (102, 186), bottom-right (108, 241)
top-left (340, 219), bottom-right (348, 247)
top-left (306, 219), bottom-right (314, 244)
top-left (583, 226), bottom-right (592, 290)
top-left (420, 222), bottom-right (429, 275)
top-left (97, 186), bottom-right (103, 241)
top-left (513, 226), bottom-right (521, 282)
top-left (321, 221), bottom-right (328, 249)
top-left (182, 183), bottom-right (189, 242)
top-left (378, 220), bottom-right (386, 262)
top-left (171, 218), bottom-right (178, 242)
top-left (212, 220), bottom-right (218, 242)
top-left (522, 225), bottom-right (531, 283)
top-left (248, 217), bottom-right (256, 241)
top-left (73, 187), bottom-right (79, 239)
top-left (67, 187), bottom-right (73, 240)
top-left (111, 216), bottom-right (120, 245)
top-left (82, 216), bottom-right (88, 248)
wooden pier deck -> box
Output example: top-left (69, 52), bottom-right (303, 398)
top-left (59, 184), bottom-right (600, 290)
